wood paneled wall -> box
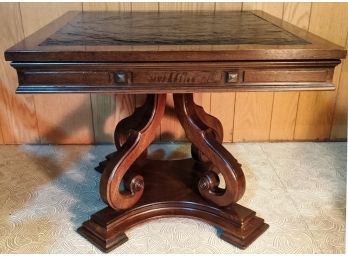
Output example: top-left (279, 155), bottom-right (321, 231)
top-left (0, 2), bottom-right (347, 144)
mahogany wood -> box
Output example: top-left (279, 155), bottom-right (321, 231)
top-left (4, 10), bottom-right (345, 94)
top-left (4, 11), bottom-right (346, 62)
top-left (95, 95), bottom-right (158, 173)
top-left (89, 93), bottom-right (257, 252)
top-left (10, 60), bottom-right (341, 93)
top-left (100, 94), bottom-right (166, 211)
top-left (174, 94), bottom-right (245, 206)
top-left (79, 158), bottom-right (268, 252)
top-left (4, 9), bottom-right (347, 253)
top-left (190, 97), bottom-right (224, 162)
top-left (40, 11), bottom-right (308, 46)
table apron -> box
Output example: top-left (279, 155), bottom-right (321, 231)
top-left (12, 61), bottom-right (339, 93)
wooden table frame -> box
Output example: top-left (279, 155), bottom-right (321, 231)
top-left (76, 92), bottom-right (268, 251)
top-left (5, 10), bottom-right (346, 253)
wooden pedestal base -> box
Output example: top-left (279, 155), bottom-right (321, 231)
top-left (78, 93), bottom-right (268, 252)
top-left (78, 159), bottom-right (268, 252)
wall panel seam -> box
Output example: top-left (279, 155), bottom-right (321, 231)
top-left (268, 92), bottom-right (275, 140)
top-left (292, 2), bottom-right (312, 141)
top-left (231, 92), bottom-right (237, 142)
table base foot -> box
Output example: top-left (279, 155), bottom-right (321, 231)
top-left (79, 158), bottom-right (268, 252)
top-left (77, 226), bottom-right (128, 253)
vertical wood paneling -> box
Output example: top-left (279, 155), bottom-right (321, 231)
top-left (234, 2), bottom-right (283, 142)
top-left (294, 3), bottom-right (348, 140)
top-left (131, 2), bottom-right (159, 12)
top-left (83, 2), bottom-right (131, 11)
top-left (82, 2), bottom-right (108, 11)
top-left (20, 3), bottom-right (94, 144)
top-left (282, 2), bottom-right (311, 27)
top-left (233, 92), bottom-right (274, 141)
top-left (172, 2), bottom-right (215, 11)
top-left (0, 107), bottom-right (4, 142)
top-left (90, 95), bottom-right (135, 144)
top-left (270, 3), bottom-right (311, 140)
top-left (211, 93), bottom-right (235, 142)
top-left (0, 3), bottom-right (39, 144)
top-left (0, 3), bottom-right (347, 144)
top-left (215, 3), bottom-right (242, 11)
top-left (331, 34), bottom-right (348, 140)
top-left (159, 3), bottom-right (183, 11)
top-left (242, 2), bottom-right (283, 16)
top-left (0, 126), bottom-right (4, 144)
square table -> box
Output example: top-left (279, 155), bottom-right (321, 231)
top-left (5, 10), bottom-right (346, 252)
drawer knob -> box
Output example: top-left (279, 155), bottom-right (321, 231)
top-left (114, 72), bottom-right (126, 83)
top-left (227, 72), bottom-right (239, 83)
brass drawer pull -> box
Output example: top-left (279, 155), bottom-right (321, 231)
top-left (114, 71), bottom-right (127, 83)
top-left (226, 72), bottom-right (239, 83)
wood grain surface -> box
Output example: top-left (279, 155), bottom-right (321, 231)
top-left (294, 3), bottom-right (348, 140)
top-left (5, 8), bottom-right (345, 62)
top-left (0, 3), bottom-right (39, 144)
top-left (0, 2), bottom-right (347, 144)
top-left (40, 12), bottom-right (308, 46)
top-left (270, 3), bottom-right (311, 141)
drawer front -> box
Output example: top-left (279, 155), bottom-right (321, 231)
top-left (20, 68), bottom-right (331, 86)
top-left (14, 61), bottom-right (338, 93)
top-left (21, 71), bottom-right (113, 85)
top-left (127, 68), bottom-right (332, 85)
top-left (243, 69), bottom-right (331, 83)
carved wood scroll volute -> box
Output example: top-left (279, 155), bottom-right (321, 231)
top-left (173, 94), bottom-right (246, 206)
top-left (100, 94), bottom-right (166, 211)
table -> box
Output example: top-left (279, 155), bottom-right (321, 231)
top-left (5, 10), bottom-right (346, 252)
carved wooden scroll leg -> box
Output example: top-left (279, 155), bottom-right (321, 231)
top-left (173, 93), bottom-right (245, 206)
top-left (95, 95), bottom-right (152, 173)
top-left (113, 95), bottom-right (155, 151)
top-left (80, 93), bottom-right (267, 252)
top-left (100, 94), bottom-right (166, 211)
top-left (190, 98), bottom-right (223, 163)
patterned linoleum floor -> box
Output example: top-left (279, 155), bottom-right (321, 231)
top-left (0, 142), bottom-right (346, 254)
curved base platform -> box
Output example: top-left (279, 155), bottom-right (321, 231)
top-left (78, 159), bottom-right (268, 252)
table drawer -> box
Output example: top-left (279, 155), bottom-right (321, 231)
top-left (13, 61), bottom-right (338, 93)
top-left (243, 69), bottom-right (331, 83)
top-left (20, 71), bottom-right (113, 85)
top-left (120, 68), bottom-right (331, 85)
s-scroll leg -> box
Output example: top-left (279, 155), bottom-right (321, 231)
top-left (95, 95), bottom-right (154, 173)
top-left (190, 98), bottom-right (223, 163)
top-left (100, 94), bottom-right (166, 211)
top-left (173, 93), bottom-right (245, 206)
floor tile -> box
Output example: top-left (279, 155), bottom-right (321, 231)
top-left (0, 143), bottom-right (345, 253)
